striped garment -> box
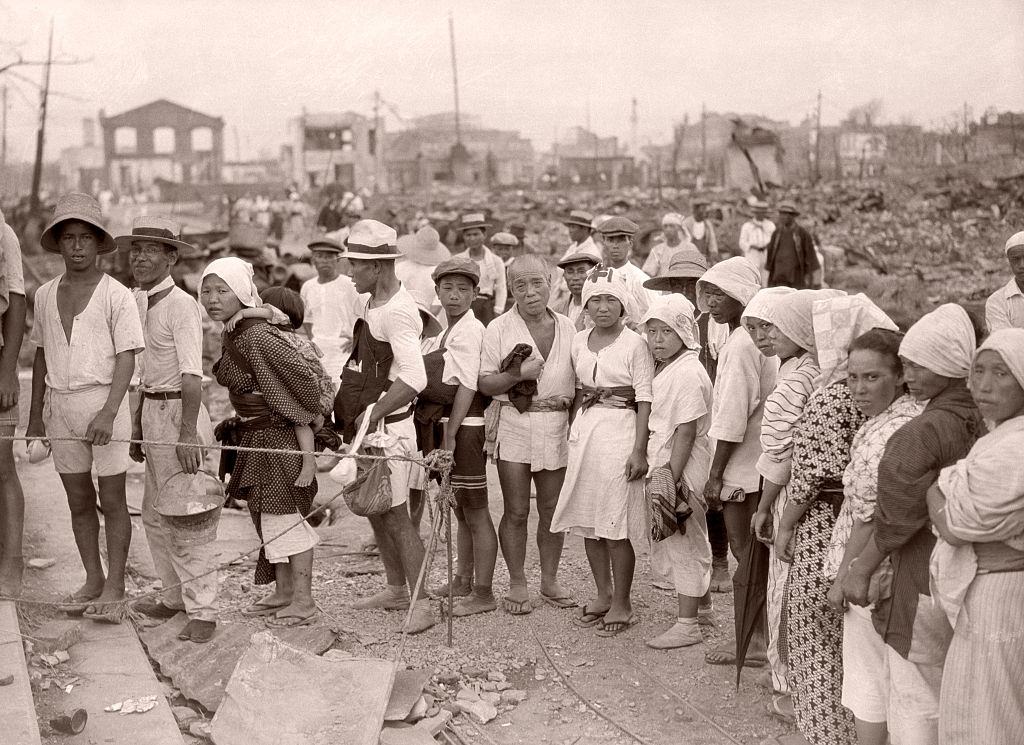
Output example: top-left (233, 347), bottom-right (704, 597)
top-left (871, 383), bottom-right (983, 659)
top-left (756, 351), bottom-right (819, 486)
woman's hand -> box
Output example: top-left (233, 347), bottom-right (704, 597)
top-left (827, 577), bottom-right (847, 614)
top-left (624, 450), bottom-right (648, 482)
top-left (751, 509), bottom-right (773, 545)
top-left (774, 524), bottom-right (795, 563)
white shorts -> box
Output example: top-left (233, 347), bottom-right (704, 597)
top-left (262, 511), bottom-right (320, 563)
top-left (495, 407), bottom-right (568, 472)
top-left (842, 603), bottom-right (889, 723)
top-left (44, 388), bottom-right (131, 477)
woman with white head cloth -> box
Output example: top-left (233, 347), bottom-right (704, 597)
top-left (841, 303), bottom-right (983, 745)
top-left (773, 292), bottom-right (897, 745)
top-left (201, 257), bottom-right (325, 628)
top-left (640, 294), bottom-right (717, 650)
top-left (696, 257), bottom-right (779, 668)
top-left (551, 271), bottom-right (654, 637)
top-left (927, 328), bottom-right (1024, 744)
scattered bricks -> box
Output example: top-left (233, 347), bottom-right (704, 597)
top-left (500, 689), bottom-right (528, 705)
top-left (33, 620), bottom-right (81, 655)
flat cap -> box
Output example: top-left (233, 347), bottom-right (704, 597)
top-left (598, 216), bottom-right (639, 237)
top-left (432, 257), bottom-right (481, 285)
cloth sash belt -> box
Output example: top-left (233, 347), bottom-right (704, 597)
top-left (498, 397), bottom-right (570, 414)
top-left (578, 385), bottom-right (637, 414)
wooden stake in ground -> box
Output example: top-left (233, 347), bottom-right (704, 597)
top-left (446, 499), bottom-right (454, 647)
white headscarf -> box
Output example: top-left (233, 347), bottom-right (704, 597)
top-left (768, 288), bottom-right (845, 352)
top-left (696, 256), bottom-right (761, 312)
top-left (581, 266), bottom-right (635, 319)
top-left (201, 256), bottom-right (261, 308)
top-left (741, 287), bottom-right (796, 323)
top-left (972, 328), bottom-right (1024, 400)
top-left (812, 293), bottom-right (898, 389)
top-left (900, 303), bottom-right (975, 379)
top-left (642, 294), bottom-right (700, 351)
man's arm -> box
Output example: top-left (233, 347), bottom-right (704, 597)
top-left (86, 350), bottom-right (135, 446)
top-left (175, 373), bottom-right (203, 473)
top-left (493, 256), bottom-right (507, 314)
top-left (0, 294), bottom-right (26, 411)
top-left (26, 348), bottom-right (47, 438)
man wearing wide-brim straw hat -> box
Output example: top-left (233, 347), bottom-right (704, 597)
top-left (301, 236), bottom-right (360, 380)
top-left (26, 193), bottom-right (146, 621)
top-left (765, 200), bottom-right (821, 290)
top-left (116, 215), bottom-right (221, 642)
top-left (332, 219), bottom-right (435, 634)
top-left (396, 225), bottom-right (451, 316)
top-left (452, 212), bottom-right (505, 326)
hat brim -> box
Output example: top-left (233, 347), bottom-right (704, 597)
top-left (346, 250), bottom-right (403, 260)
top-left (307, 241), bottom-right (344, 253)
top-left (114, 234), bottom-right (195, 254)
top-left (431, 267), bottom-right (480, 285)
top-left (42, 215), bottom-right (117, 255)
top-left (557, 256), bottom-right (599, 269)
top-left (563, 219), bottom-right (592, 229)
top-left (457, 222), bottom-right (489, 232)
top-left (778, 207), bottom-right (800, 215)
top-left (643, 272), bottom-right (702, 291)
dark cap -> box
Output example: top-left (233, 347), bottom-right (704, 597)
top-left (431, 257), bottom-right (480, 285)
top-left (598, 216), bottom-right (639, 237)
top-left (777, 201), bottom-right (800, 215)
top-left (557, 252), bottom-right (600, 269)
top-left (307, 237), bottom-right (344, 253)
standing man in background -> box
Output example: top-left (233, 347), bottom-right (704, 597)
top-left (452, 213), bottom-right (505, 325)
top-left (300, 236), bottom-right (361, 379)
top-left (683, 199), bottom-right (719, 263)
top-left (738, 200), bottom-right (775, 286)
top-left (766, 202), bottom-right (820, 290)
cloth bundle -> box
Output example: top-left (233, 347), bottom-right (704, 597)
top-left (501, 343), bottom-right (537, 413)
top-left (647, 466), bottom-right (695, 541)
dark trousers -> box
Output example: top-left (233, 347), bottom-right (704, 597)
top-left (708, 508), bottom-right (728, 561)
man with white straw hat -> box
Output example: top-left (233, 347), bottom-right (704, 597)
top-left (985, 230), bottom-right (1024, 332)
top-left (452, 212), bottom-right (505, 325)
top-left (118, 216), bottom-right (221, 642)
top-left (333, 219), bottom-right (434, 634)
top-left (301, 236), bottom-right (361, 383)
top-left (396, 225), bottom-right (451, 316)
top-left (26, 192), bottom-right (145, 622)
top-left (738, 200), bottom-right (776, 286)
top-left (0, 208), bottom-right (27, 597)
top-left (642, 212), bottom-right (696, 278)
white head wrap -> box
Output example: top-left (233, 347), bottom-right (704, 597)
top-left (581, 267), bottom-right (633, 319)
top-left (1005, 230), bottom-right (1024, 255)
top-left (696, 256), bottom-right (761, 312)
top-left (812, 293), bottom-right (898, 389)
top-left (741, 287), bottom-right (796, 323)
top-left (974, 328), bottom-right (1024, 393)
top-left (642, 294), bottom-right (700, 351)
top-left (201, 256), bottom-right (261, 308)
top-left (768, 288), bottom-right (845, 352)
top-left (899, 303), bottom-right (975, 379)
top-left (661, 212), bottom-right (685, 228)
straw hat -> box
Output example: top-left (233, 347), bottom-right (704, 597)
top-left (642, 249), bottom-right (708, 291)
top-left (345, 220), bottom-right (402, 260)
top-left (777, 201), bottom-right (800, 215)
top-left (456, 212), bottom-right (490, 232)
top-left (397, 226), bottom-right (450, 266)
top-left (414, 297), bottom-right (443, 338)
top-left (563, 209), bottom-right (594, 229)
top-left (115, 216), bottom-right (194, 254)
top-left (41, 192), bottom-right (116, 255)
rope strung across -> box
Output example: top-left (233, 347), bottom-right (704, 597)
top-left (0, 432), bottom-right (457, 649)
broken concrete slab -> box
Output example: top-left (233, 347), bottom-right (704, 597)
top-left (414, 709), bottom-right (452, 736)
top-left (32, 619), bottom-right (82, 654)
top-left (139, 616), bottom-right (337, 711)
top-left (0, 601), bottom-right (42, 745)
top-left (383, 669), bottom-right (432, 722)
top-left (211, 631), bottom-right (394, 745)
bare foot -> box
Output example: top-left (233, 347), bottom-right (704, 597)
top-left (602, 601), bottom-right (634, 628)
top-left (452, 592), bottom-right (497, 617)
top-left (538, 579), bottom-right (574, 606)
top-left (295, 455), bottom-right (316, 487)
top-left (267, 598), bottom-right (318, 627)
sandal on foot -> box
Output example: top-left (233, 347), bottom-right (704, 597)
top-left (539, 593), bottom-right (577, 610)
top-left (83, 603), bottom-right (123, 624)
top-left (705, 644), bottom-right (767, 667)
top-left (573, 605), bottom-right (609, 628)
top-left (430, 578), bottom-right (473, 599)
top-left (595, 615), bottom-right (638, 637)
top-left (266, 610), bottom-right (319, 628)
top-left (502, 596), bottom-right (533, 615)
top-left (241, 599), bottom-right (289, 617)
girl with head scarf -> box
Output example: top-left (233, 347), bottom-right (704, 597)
top-left (927, 328), bottom-right (1024, 744)
top-left (696, 257), bottom-right (779, 668)
top-left (823, 329), bottom-right (922, 745)
top-left (551, 272), bottom-right (654, 637)
top-left (840, 303), bottom-right (984, 745)
top-left (201, 257), bottom-right (325, 628)
top-left (639, 295), bottom-right (716, 649)
top-left (773, 292), bottom-right (897, 745)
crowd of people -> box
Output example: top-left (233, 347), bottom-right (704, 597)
top-left (0, 190), bottom-right (1022, 745)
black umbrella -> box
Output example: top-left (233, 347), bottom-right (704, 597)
top-left (733, 536), bottom-right (770, 687)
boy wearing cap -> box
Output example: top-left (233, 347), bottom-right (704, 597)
top-left (120, 217), bottom-right (220, 642)
top-left (0, 210), bottom-right (27, 596)
top-left (451, 213), bottom-right (505, 325)
top-left (642, 213), bottom-right (696, 278)
top-left (300, 237), bottom-right (360, 380)
top-left (26, 193), bottom-right (145, 621)
top-left (554, 252), bottom-right (600, 331)
top-left (489, 232), bottom-right (520, 267)
top-left (683, 200), bottom-right (719, 263)
top-left (738, 201), bottom-right (776, 286)
top-left (334, 219), bottom-right (434, 634)
top-left (421, 258), bottom-right (498, 615)
top-left (766, 202), bottom-right (820, 289)
top-left (985, 231), bottom-right (1024, 332)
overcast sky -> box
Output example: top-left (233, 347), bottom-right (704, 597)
top-left (1, 0), bottom-right (1022, 164)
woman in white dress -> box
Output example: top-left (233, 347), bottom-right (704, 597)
top-left (551, 269), bottom-right (654, 637)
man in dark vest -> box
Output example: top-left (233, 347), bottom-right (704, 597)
top-left (334, 219), bottom-right (434, 634)
top-left (765, 202), bottom-right (821, 289)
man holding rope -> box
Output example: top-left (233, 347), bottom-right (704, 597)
top-left (335, 219), bottom-right (435, 634)
top-left (26, 193), bottom-right (144, 621)
top-left (121, 217), bottom-right (221, 643)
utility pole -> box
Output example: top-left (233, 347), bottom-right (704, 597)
top-left (961, 102), bottom-right (970, 163)
top-left (29, 19), bottom-right (54, 215)
top-left (813, 89), bottom-right (822, 183)
top-left (630, 97), bottom-right (638, 157)
top-left (448, 13), bottom-right (462, 145)
top-left (700, 103), bottom-right (707, 178)
top-left (1, 85), bottom-right (7, 170)
top-left (373, 89), bottom-right (383, 192)
top-left (232, 125), bottom-right (241, 162)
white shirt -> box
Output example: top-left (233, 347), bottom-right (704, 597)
top-left (560, 235), bottom-right (602, 263)
top-left (394, 260), bottom-right (441, 316)
top-left (300, 274), bottom-right (360, 375)
top-left (359, 286), bottom-right (427, 392)
top-left (136, 285), bottom-right (203, 392)
top-left (424, 309), bottom-right (485, 390)
top-left (642, 239), bottom-right (698, 278)
top-left (985, 278), bottom-right (1024, 332)
top-left (451, 246), bottom-right (507, 313)
top-left (31, 274), bottom-right (144, 393)
top-left (606, 261), bottom-right (659, 317)
top-left (739, 219), bottom-right (775, 254)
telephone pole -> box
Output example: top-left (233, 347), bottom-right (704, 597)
top-left (373, 89), bottom-right (383, 192)
top-left (1, 85), bottom-right (7, 170)
top-left (448, 13), bottom-right (462, 145)
top-left (700, 103), bottom-right (707, 177)
top-left (961, 102), bottom-right (970, 163)
top-left (29, 19), bottom-right (54, 215)
top-left (813, 89), bottom-right (822, 183)
top-left (630, 97), bottom-right (638, 156)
